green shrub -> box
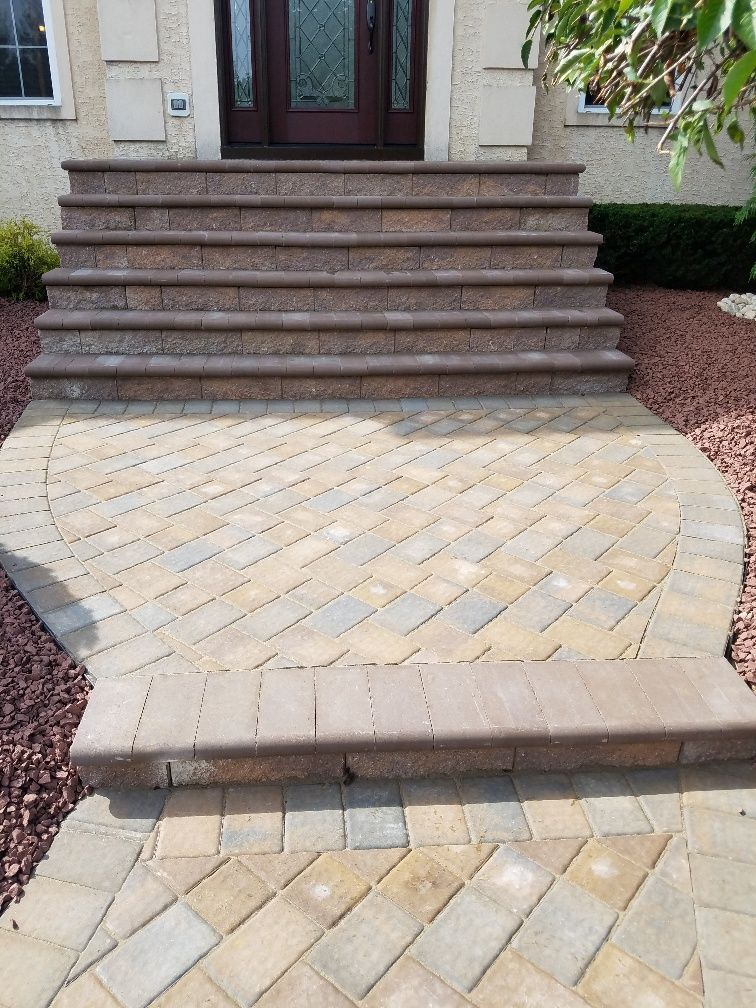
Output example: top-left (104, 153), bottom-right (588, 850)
top-left (589, 204), bottom-right (755, 292)
top-left (0, 218), bottom-right (59, 302)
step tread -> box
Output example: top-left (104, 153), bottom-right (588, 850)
top-left (26, 350), bottom-right (635, 379)
top-left (53, 229), bottom-right (603, 247)
top-left (35, 307), bottom-right (625, 331)
top-left (59, 193), bottom-right (593, 208)
top-left (45, 267), bottom-right (613, 287)
top-left (63, 158), bottom-right (586, 175)
top-left (70, 658), bottom-right (756, 766)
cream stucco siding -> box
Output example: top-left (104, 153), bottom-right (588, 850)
top-left (530, 63), bottom-right (752, 205)
top-left (0, 0), bottom-right (196, 233)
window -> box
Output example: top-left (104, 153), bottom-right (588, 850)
top-left (0, 0), bottom-right (57, 103)
top-left (578, 86), bottom-right (677, 116)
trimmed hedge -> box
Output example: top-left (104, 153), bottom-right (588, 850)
top-left (589, 203), bottom-right (755, 291)
top-left (0, 218), bottom-right (59, 302)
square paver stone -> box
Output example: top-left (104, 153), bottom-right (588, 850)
top-left (308, 891), bottom-right (422, 1000)
top-left (96, 902), bottom-right (220, 1008)
top-left (66, 788), bottom-right (167, 835)
top-left (512, 879), bottom-right (618, 986)
top-left (35, 828), bottom-right (142, 892)
top-left (473, 846), bottom-right (554, 917)
top-left (0, 930), bottom-right (77, 1008)
top-left (185, 859), bottom-right (272, 934)
top-left (0, 875), bottom-right (112, 952)
top-left (412, 886), bottom-right (520, 992)
top-left (285, 853), bottom-right (370, 928)
top-left (204, 896), bottom-right (323, 1005)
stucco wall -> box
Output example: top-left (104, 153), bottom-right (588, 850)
top-left (0, 0), bottom-right (196, 234)
top-left (529, 64), bottom-right (752, 205)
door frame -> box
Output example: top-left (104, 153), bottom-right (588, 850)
top-left (214, 0), bottom-right (429, 159)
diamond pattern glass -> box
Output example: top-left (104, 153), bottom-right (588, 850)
top-left (391, 0), bottom-right (412, 110)
top-left (229, 0), bottom-right (254, 107)
top-left (288, 0), bottom-right (355, 110)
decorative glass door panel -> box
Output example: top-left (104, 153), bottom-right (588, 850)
top-left (220, 0), bottom-right (427, 150)
top-left (289, 0), bottom-right (356, 110)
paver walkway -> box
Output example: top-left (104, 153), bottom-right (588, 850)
top-left (0, 394), bottom-right (742, 678)
top-left (0, 393), bottom-right (751, 1007)
top-left (1, 762), bottom-right (754, 1007)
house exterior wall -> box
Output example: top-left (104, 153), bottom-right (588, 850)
top-left (0, 0), bottom-right (750, 236)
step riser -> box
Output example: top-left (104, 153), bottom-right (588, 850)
top-left (60, 205), bottom-right (591, 234)
top-left (31, 369), bottom-right (630, 401)
top-left (39, 324), bottom-right (622, 355)
top-left (57, 242), bottom-right (598, 272)
top-left (47, 282), bottom-right (610, 313)
top-left (68, 169), bottom-right (580, 199)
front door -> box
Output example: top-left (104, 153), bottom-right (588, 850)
top-left (219, 0), bottom-right (427, 153)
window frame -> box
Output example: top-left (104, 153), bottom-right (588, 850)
top-left (577, 89), bottom-right (682, 117)
top-left (0, 0), bottom-right (61, 106)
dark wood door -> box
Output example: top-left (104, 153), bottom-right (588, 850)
top-left (219, 0), bottom-right (426, 153)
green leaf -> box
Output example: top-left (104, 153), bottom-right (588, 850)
top-left (651, 0), bottom-right (674, 37)
top-left (669, 133), bottom-right (689, 190)
top-left (521, 39), bottom-right (533, 69)
top-left (696, 0), bottom-right (734, 48)
top-left (733, 0), bottom-right (756, 48)
top-left (701, 121), bottom-right (724, 167)
top-left (727, 118), bottom-right (746, 145)
top-left (723, 50), bottom-right (756, 114)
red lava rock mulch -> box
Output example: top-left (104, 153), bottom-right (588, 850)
top-left (0, 297), bottom-right (90, 912)
top-left (614, 285), bottom-right (756, 686)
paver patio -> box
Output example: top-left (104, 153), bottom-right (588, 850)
top-left (1, 393), bottom-right (754, 1007)
top-left (0, 394), bottom-right (742, 678)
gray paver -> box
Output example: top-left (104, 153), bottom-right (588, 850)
top-left (441, 592), bottom-right (506, 632)
top-left (102, 863), bottom-right (175, 941)
top-left (343, 780), bottom-right (409, 849)
top-left (372, 593), bottom-right (441, 634)
top-left (0, 930), bottom-right (77, 1008)
top-left (457, 776), bottom-right (531, 842)
top-left (614, 875), bottom-right (696, 979)
top-left (308, 891), bottom-right (422, 1000)
top-left (308, 596), bottom-right (375, 636)
top-left (0, 875), bottom-right (112, 951)
top-left (221, 785), bottom-right (284, 854)
top-left (36, 828), bottom-right (142, 892)
top-left (96, 903), bottom-right (220, 1008)
top-left (571, 771), bottom-right (653, 836)
top-left (66, 789), bottom-right (167, 835)
top-left (285, 784), bottom-right (345, 852)
top-left (512, 879), bottom-right (618, 986)
top-left (697, 907), bottom-right (756, 977)
top-left (412, 886), bottom-right (520, 992)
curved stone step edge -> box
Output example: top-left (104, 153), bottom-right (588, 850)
top-left (26, 350), bottom-right (635, 380)
top-left (69, 658), bottom-right (756, 783)
top-left (43, 267), bottom-right (614, 288)
top-left (62, 158), bottom-right (586, 175)
top-left (51, 228), bottom-right (604, 248)
top-left (35, 306), bottom-right (625, 332)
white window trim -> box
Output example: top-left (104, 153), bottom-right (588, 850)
top-left (0, 0), bottom-right (75, 118)
top-left (566, 87), bottom-right (682, 127)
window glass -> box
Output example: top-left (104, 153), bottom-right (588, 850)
top-left (0, 0), bottom-right (54, 100)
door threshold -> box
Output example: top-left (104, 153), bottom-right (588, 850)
top-left (221, 144), bottom-right (425, 161)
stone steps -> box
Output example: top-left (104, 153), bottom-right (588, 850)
top-left (35, 306), bottom-right (624, 355)
top-left (54, 229), bottom-right (601, 272)
top-left (63, 156), bottom-right (585, 197)
top-left (44, 267), bottom-right (612, 314)
top-left (26, 348), bottom-right (634, 400)
top-left (58, 194), bottom-right (592, 233)
top-left (69, 658), bottom-right (756, 787)
top-left (29, 158), bottom-right (627, 400)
